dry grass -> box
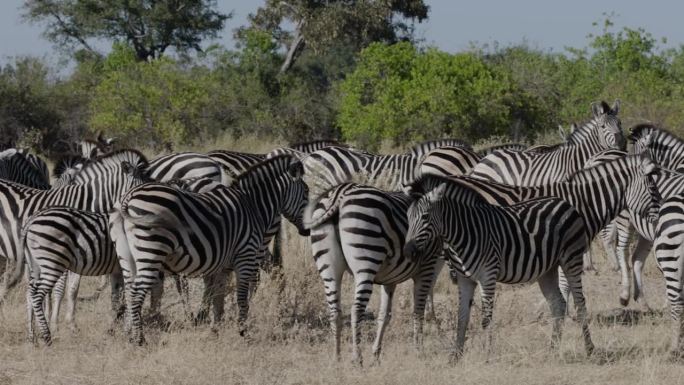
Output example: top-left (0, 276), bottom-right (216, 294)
top-left (1, 225), bottom-right (683, 385)
top-left (4, 137), bottom-right (683, 384)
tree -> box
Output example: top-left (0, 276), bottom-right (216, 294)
top-left (23, 0), bottom-right (230, 61)
top-left (337, 42), bottom-right (542, 150)
top-left (239, 0), bottom-right (429, 73)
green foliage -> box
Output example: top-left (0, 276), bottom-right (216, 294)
top-left (90, 44), bottom-right (212, 148)
top-left (23, 0), bottom-right (229, 61)
top-left (337, 42), bottom-right (543, 149)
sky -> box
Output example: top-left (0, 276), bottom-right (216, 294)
top-left (1, 0), bottom-right (682, 69)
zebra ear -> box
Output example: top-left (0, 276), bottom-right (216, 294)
top-left (287, 161), bottom-right (304, 180)
top-left (428, 183), bottom-right (447, 203)
top-left (591, 101), bottom-right (610, 117)
top-left (89, 146), bottom-right (99, 159)
top-left (0, 148), bottom-right (18, 159)
top-left (639, 152), bottom-right (658, 176)
top-left (121, 161), bottom-right (135, 175)
top-left (611, 99), bottom-right (621, 115)
top-left (557, 125), bottom-right (566, 140)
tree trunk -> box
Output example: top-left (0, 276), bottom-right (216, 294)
top-left (280, 25), bottom-right (306, 73)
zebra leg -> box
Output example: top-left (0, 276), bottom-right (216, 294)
top-left (537, 267), bottom-right (567, 350)
top-left (149, 273), bottom-right (164, 320)
top-left (453, 277), bottom-right (476, 360)
top-left (631, 236), bottom-right (653, 311)
top-left (26, 277), bottom-right (35, 344)
top-left (173, 276), bottom-right (191, 322)
top-left (234, 265), bottom-right (256, 337)
top-left (351, 270), bottom-right (378, 366)
top-left (128, 272), bottom-right (160, 345)
top-left (29, 280), bottom-right (52, 346)
top-left (412, 258), bottom-right (444, 348)
top-left (582, 248), bottom-right (596, 273)
top-left (653, 233), bottom-right (684, 357)
top-left (50, 271), bottom-right (67, 333)
top-left (599, 222), bottom-right (619, 271)
top-left (210, 272), bottom-right (229, 325)
top-left (560, 262), bottom-right (594, 356)
top-left (478, 277), bottom-right (497, 356)
top-left (311, 224), bottom-right (346, 360)
top-left (614, 215), bottom-right (634, 306)
top-left (371, 284), bottom-right (395, 361)
top-left (110, 270), bottom-right (125, 321)
top-left (64, 271), bottom-right (81, 332)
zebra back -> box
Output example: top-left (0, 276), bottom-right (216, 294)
top-left (470, 101), bottom-right (624, 186)
top-left (149, 152), bottom-right (226, 183)
top-left (0, 149), bottom-right (51, 189)
top-left (477, 143), bottom-right (527, 157)
top-left (630, 124), bottom-right (684, 172)
top-left (408, 138), bottom-right (472, 158)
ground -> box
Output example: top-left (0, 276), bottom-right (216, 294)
top-left (1, 228), bottom-right (683, 385)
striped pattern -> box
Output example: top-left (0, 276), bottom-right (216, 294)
top-left (308, 183), bottom-right (443, 363)
top-left (470, 100), bottom-right (625, 185)
top-left (0, 149), bottom-right (50, 189)
top-left (0, 150), bottom-right (150, 302)
top-left (403, 178), bottom-right (594, 357)
top-left (109, 155), bottom-right (309, 344)
top-left (148, 152), bottom-right (226, 183)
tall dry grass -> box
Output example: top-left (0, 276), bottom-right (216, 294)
top-left (1, 223), bottom-right (683, 385)
top-left (1, 136), bottom-right (683, 384)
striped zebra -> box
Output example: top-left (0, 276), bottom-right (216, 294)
top-left (477, 143), bottom-right (527, 157)
top-left (21, 178), bottom-right (223, 345)
top-left (0, 150), bottom-right (150, 304)
top-left (148, 152), bottom-right (227, 183)
top-left (109, 155), bottom-right (309, 344)
top-left (470, 100), bottom-right (625, 184)
top-left (0, 149), bottom-right (51, 189)
top-left (308, 183), bottom-right (444, 364)
top-left (417, 152), bottom-right (660, 306)
top-left (403, 178), bottom-right (594, 358)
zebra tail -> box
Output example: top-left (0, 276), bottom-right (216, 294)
top-left (305, 183), bottom-right (357, 229)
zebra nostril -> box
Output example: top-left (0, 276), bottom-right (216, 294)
top-left (403, 241), bottom-right (417, 260)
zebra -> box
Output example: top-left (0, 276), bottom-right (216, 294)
top-left (631, 124), bottom-right (684, 171)
top-left (417, 152), bottom-right (661, 308)
top-left (477, 143), bottom-right (527, 157)
top-left (308, 183), bottom-right (444, 364)
top-left (148, 152), bottom-right (228, 183)
top-left (470, 100), bottom-right (625, 185)
top-left (109, 155), bottom-right (309, 344)
top-left (0, 150), bottom-right (150, 304)
top-left (21, 177), bottom-right (224, 345)
top-left (403, 177), bottom-right (594, 358)
top-left (0, 148), bottom-right (51, 189)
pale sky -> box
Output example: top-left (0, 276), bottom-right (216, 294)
top-left (1, 0), bottom-right (682, 71)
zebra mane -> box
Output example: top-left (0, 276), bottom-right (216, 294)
top-left (562, 153), bottom-right (642, 184)
top-left (233, 154), bottom-right (299, 186)
top-left (477, 143), bottom-right (527, 156)
top-left (408, 174), bottom-right (486, 204)
top-left (288, 139), bottom-right (348, 150)
top-left (409, 138), bottom-right (472, 155)
top-left (83, 149), bottom-right (149, 171)
top-left (629, 123), bottom-right (675, 144)
top-left (53, 154), bottom-right (87, 178)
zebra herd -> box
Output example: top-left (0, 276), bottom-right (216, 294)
top-left (0, 99), bottom-right (683, 364)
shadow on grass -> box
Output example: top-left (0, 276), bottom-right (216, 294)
top-left (593, 308), bottom-right (665, 327)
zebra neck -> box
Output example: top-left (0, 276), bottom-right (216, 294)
top-left (237, 177), bottom-right (286, 231)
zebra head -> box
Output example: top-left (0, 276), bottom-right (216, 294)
top-left (403, 182), bottom-right (446, 263)
top-left (629, 124), bottom-right (656, 157)
top-left (591, 99), bottom-right (625, 151)
top-left (626, 152), bottom-right (662, 223)
top-left (282, 160), bottom-right (310, 236)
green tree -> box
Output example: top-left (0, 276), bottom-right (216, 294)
top-left (23, 0), bottom-right (230, 61)
top-left (89, 43), bottom-right (212, 148)
top-left (239, 0), bottom-right (429, 73)
top-left (337, 42), bottom-right (541, 149)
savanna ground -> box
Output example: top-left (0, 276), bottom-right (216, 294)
top-left (1, 137), bottom-right (683, 384)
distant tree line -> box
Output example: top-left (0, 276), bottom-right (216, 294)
top-left (3, 4), bottom-right (684, 154)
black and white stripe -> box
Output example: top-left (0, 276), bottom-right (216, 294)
top-left (0, 149), bottom-right (50, 189)
top-left (470, 100), bottom-right (625, 185)
top-left (0, 150), bottom-right (150, 303)
top-left (403, 177), bottom-right (594, 358)
top-left (308, 183), bottom-right (444, 363)
top-left (109, 155), bottom-right (309, 344)
top-left (148, 152), bottom-right (227, 183)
